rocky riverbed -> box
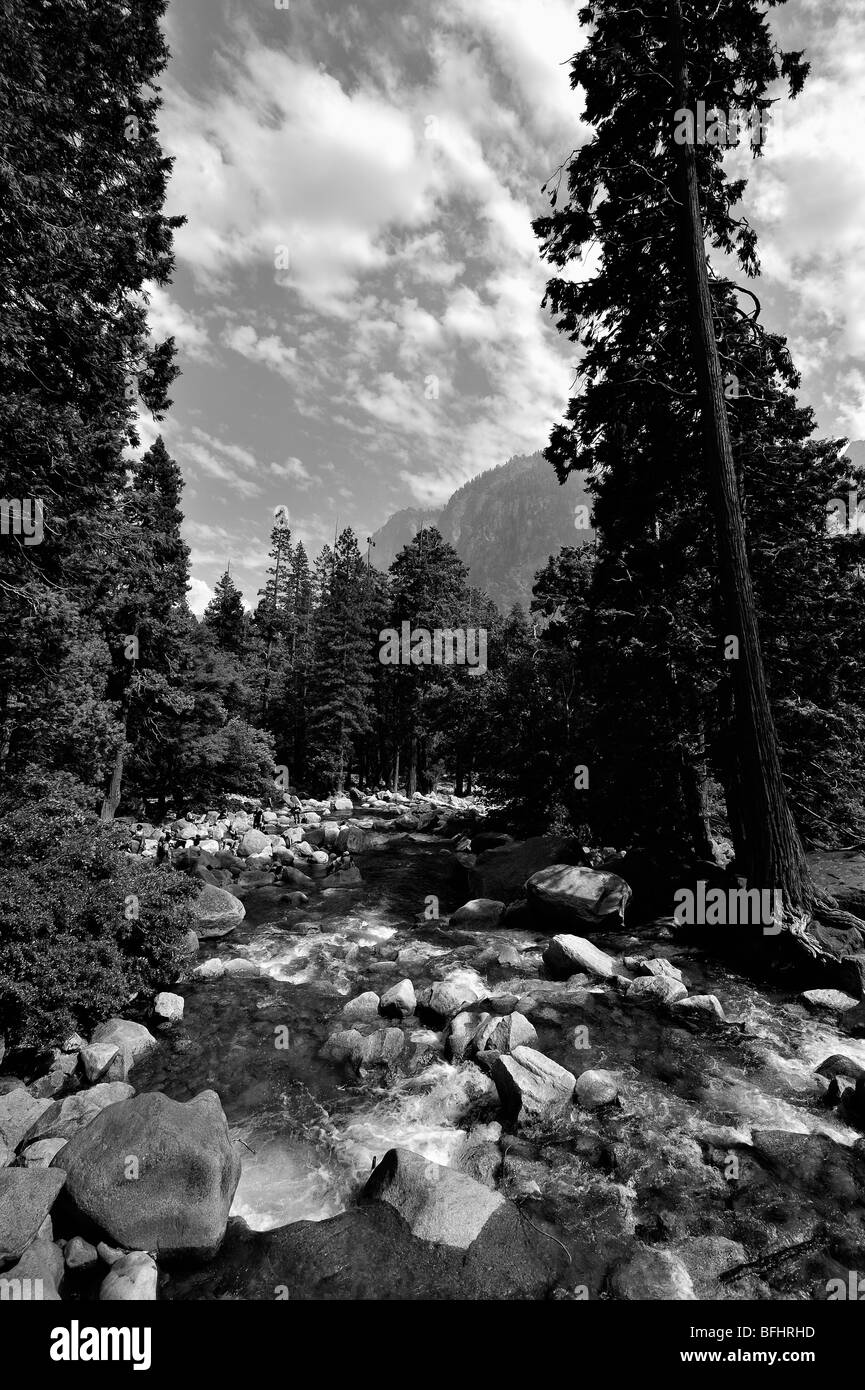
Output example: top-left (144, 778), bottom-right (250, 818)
top-left (3, 790), bottom-right (865, 1301)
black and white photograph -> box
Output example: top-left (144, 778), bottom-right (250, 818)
top-left (1, 0), bottom-right (864, 1362)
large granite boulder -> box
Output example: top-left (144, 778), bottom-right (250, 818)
top-left (489, 1046), bottom-right (576, 1126)
top-left (362, 1147), bottom-right (503, 1248)
top-left (526, 864), bottom-right (631, 927)
top-left (449, 899), bottom-right (505, 929)
top-left (54, 1090), bottom-right (240, 1259)
top-left (193, 883), bottom-right (246, 940)
top-left (468, 836), bottom-right (587, 904)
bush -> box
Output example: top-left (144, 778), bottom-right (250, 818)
top-left (0, 769), bottom-right (197, 1052)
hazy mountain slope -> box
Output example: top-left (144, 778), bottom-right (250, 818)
top-left (371, 452), bottom-right (593, 610)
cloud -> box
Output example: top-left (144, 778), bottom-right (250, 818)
top-left (146, 284), bottom-right (212, 362)
top-left (222, 325), bottom-right (298, 379)
top-left (269, 457), bottom-right (312, 484)
top-left (187, 576), bottom-right (213, 617)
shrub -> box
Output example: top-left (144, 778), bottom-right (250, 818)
top-left (0, 769), bottom-right (197, 1052)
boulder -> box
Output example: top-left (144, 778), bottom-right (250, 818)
top-left (323, 1029), bottom-right (365, 1065)
top-left (0, 1168), bottom-right (66, 1261)
top-left (362, 1147), bottom-right (504, 1248)
top-left (193, 958), bottom-right (225, 980)
top-left (470, 1012), bottom-right (538, 1057)
top-left (100, 1250), bottom-right (158, 1301)
top-left (418, 977), bottom-right (486, 1022)
top-left (29, 1070), bottom-right (70, 1101)
top-left (468, 836), bottom-right (587, 903)
top-left (153, 992), bottom-right (184, 1023)
top-left (222, 958), bottom-right (260, 977)
top-left (24, 1083), bottom-right (135, 1146)
top-left (801, 988), bottom-right (859, 1014)
top-left (612, 1248), bottom-right (696, 1300)
top-left (447, 1011), bottom-right (491, 1062)
top-left (0, 1090), bottom-right (52, 1151)
top-left (336, 825), bottom-right (365, 853)
top-left (449, 899), bottom-right (505, 929)
top-left (91, 1019), bottom-right (157, 1078)
top-left (816, 1054), bottom-right (865, 1085)
top-left (326, 865), bottom-right (363, 887)
top-left (54, 1089), bottom-right (241, 1259)
top-left (526, 864), bottom-right (631, 927)
top-left (193, 883), bottom-right (246, 939)
top-left (236, 869), bottom-right (275, 889)
top-left (379, 979), bottom-right (416, 1018)
top-left (18, 1138), bottom-right (67, 1169)
top-left (543, 934), bottom-right (619, 981)
top-left (673, 994), bottom-right (725, 1020)
top-left (342, 992), bottom-right (381, 1023)
top-left (575, 1069), bottom-right (619, 1108)
top-left (626, 955), bottom-right (685, 983)
top-left (625, 975), bottom-right (688, 1006)
top-left (360, 1029), bottom-right (405, 1068)
top-left (490, 1046), bottom-right (576, 1126)
top-left (239, 828), bottom-right (270, 857)
top-left (331, 797), bottom-right (353, 814)
top-left (3, 1237), bottom-right (63, 1299)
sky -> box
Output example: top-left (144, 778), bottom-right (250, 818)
top-left (144, 0), bottom-right (865, 614)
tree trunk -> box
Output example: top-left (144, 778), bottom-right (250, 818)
top-left (667, 0), bottom-right (814, 911)
top-left (101, 684), bottom-right (132, 822)
top-left (392, 746), bottom-right (400, 793)
top-left (101, 740), bottom-right (125, 822)
top-left (406, 736), bottom-right (418, 797)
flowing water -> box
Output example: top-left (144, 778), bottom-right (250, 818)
top-left (133, 817), bottom-right (865, 1284)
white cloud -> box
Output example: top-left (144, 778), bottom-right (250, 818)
top-left (187, 576), bottom-right (213, 617)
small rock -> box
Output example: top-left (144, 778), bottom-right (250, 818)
top-left (193, 958), bottom-right (225, 980)
top-left (470, 1012), bottom-right (538, 1057)
top-left (801, 988), bottom-right (859, 1014)
top-left (575, 1068), bottom-right (619, 1108)
top-left (625, 975), bottom-right (688, 1006)
top-left (18, 1138), bottom-right (68, 1169)
top-left (97, 1240), bottom-right (125, 1266)
top-left (64, 1235), bottom-right (99, 1271)
top-left (90, 1019), bottom-right (157, 1078)
top-left (154, 991), bottom-right (184, 1022)
top-left (543, 935), bottom-right (619, 981)
top-left (342, 992), bottom-right (381, 1023)
top-left (612, 1248), bottom-right (697, 1300)
top-left (379, 979), bottom-right (416, 1018)
top-left (674, 994), bottom-right (725, 1020)
top-left (79, 1043), bottom-right (122, 1084)
top-left (222, 958), bottom-right (261, 977)
top-left (100, 1250), bottom-right (158, 1301)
